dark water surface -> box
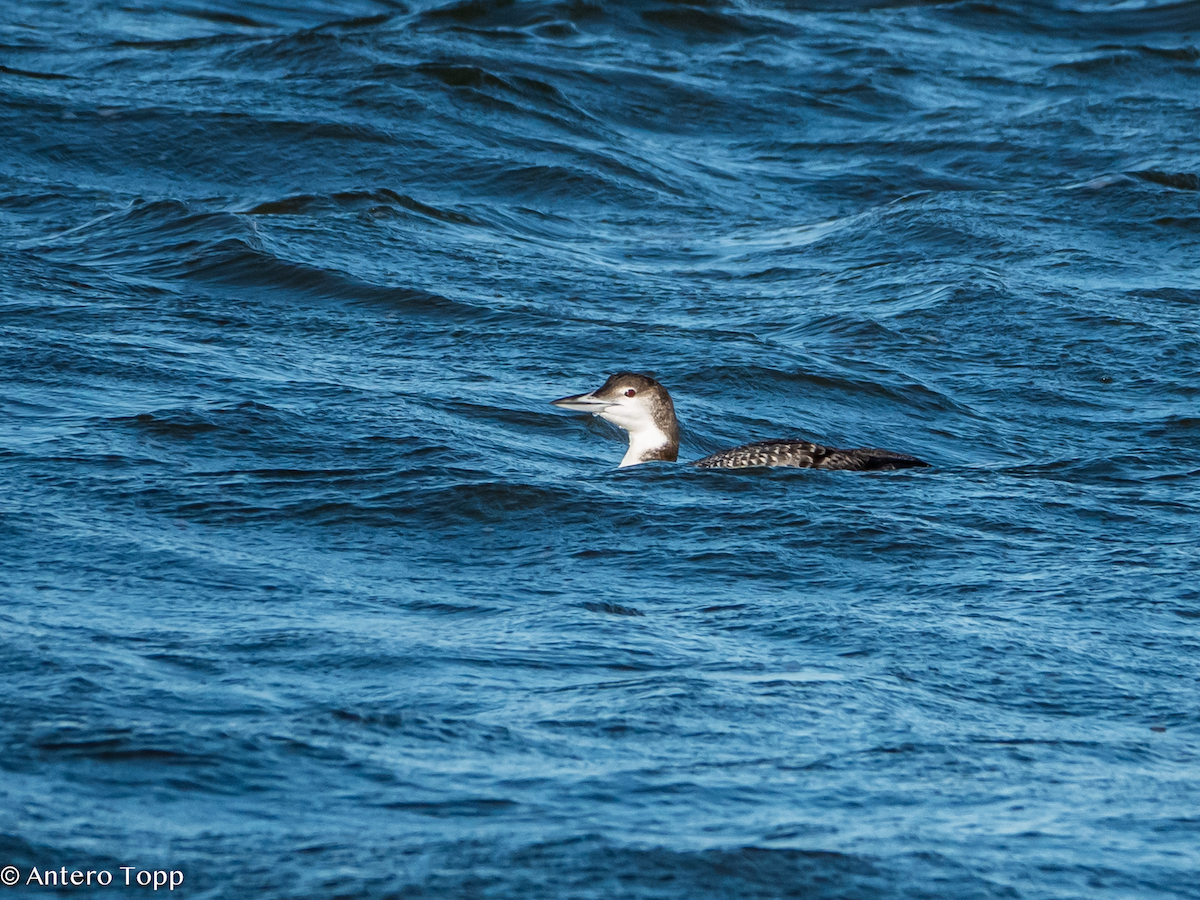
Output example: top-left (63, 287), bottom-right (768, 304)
top-left (3, 0), bottom-right (1199, 897)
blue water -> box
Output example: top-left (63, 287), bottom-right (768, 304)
top-left (3, 1), bottom-right (1199, 897)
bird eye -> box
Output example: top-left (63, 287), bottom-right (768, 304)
top-left (625, 389), bottom-right (637, 397)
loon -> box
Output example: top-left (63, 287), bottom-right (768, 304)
top-left (551, 372), bottom-right (929, 470)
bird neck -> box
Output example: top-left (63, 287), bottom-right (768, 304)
top-left (617, 413), bottom-right (680, 467)
top-left (619, 436), bottom-right (677, 467)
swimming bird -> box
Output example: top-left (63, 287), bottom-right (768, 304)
top-left (551, 372), bottom-right (929, 470)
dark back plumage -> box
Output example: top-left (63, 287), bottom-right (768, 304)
top-left (692, 439), bottom-right (929, 471)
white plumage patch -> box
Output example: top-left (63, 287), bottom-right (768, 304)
top-left (592, 395), bottom-right (672, 467)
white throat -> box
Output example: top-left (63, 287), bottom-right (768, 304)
top-left (618, 423), bottom-right (673, 467)
top-left (594, 402), bottom-right (673, 467)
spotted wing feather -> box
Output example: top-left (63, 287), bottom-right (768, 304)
top-left (692, 439), bottom-right (928, 470)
